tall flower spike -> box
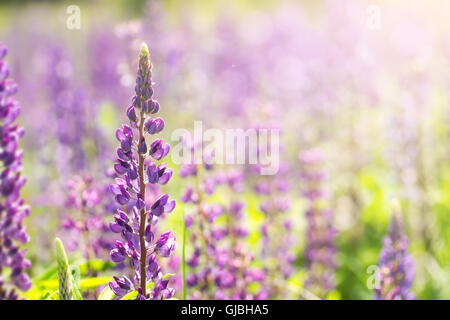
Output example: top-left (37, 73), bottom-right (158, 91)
top-left (300, 148), bottom-right (336, 299)
top-left (374, 203), bottom-right (415, 300)
top-left (180, 133), bottom-right (265, 299)
top-left (60, 174), bottom-right (116, 274)
top-left (44, 44), bottom-right (87, 174)
top-left (108, 43), bottom-right (176, 300)
top-left (250, 123), bottom-right (292, 299)
top-left (0, 42), bottom-right (31, 300)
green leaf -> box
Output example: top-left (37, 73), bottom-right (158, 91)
top-left (77, 259), bottom-right (114, 275)
top-left (182, 209), bottom-right (187, 300)
top-left (70, 266), bottom-right (83, 300)
top-left (163, 273), bottom-right (175, 280)
top-left (33, 265), bottom-right (58, 282)
top-left (39, 291), bottom-right (51, 300)
top-left (98, 284), bottom-right (115, 300)
top-left (47, 290), bottom-right (59, 300)
top-left (34, 276), bottom-right (111, 290)
top-left (79, 277), bottom-right (112, 289)
top-left (119, 278), bottom-right (158, 300)
top-left (120, 290), bottom-right (140, 300)
top-left (55, 238), bottom-right (73, 300)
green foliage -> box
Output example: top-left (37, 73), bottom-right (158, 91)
top-left (70, 266), bottom-right (83, 300)
top-left (98, 285), bottom-right (115, 300)
top-left (54, 238), bottom-right (97, 300)
top-left (24, 258), bottom-right (114, 299)
top-left (55, 238), bottom-right (74, 300)
top-left (182, 209), bottom-right (187, 300)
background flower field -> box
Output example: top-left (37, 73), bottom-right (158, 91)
top-left (1, 0), bottom-right (450, 300)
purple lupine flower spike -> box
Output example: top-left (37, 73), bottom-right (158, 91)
top-left (108, 43), bottom-right (176, 300)
top-left (0, 42), bottom-right (31, 300)
top-left (249, 123), bottom-right (292, 299)
top-left (44, 44), bottom-right (87, 174)
top-left (180, 134), bottom-right (264, 299)
top-left (374, 204), bottom-right (415, 300)
top-left (60, 174), bottom-right (118, 271)
top-left (300, 148), bottom-right (336, 298)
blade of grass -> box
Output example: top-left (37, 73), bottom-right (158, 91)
top-left (182, 209), bottom-right (186, 300)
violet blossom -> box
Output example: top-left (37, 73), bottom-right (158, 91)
top-left (374, 211), bottom-right (415, 300)
top-left (60, 174), bottom-right (117, 274)
top-left (248, 124), bottom-right (293, 299)
top-left (300, 148), bottom-right (336, 298)
top-left (180, 136), bottom-right (264, 299)
top-left (0, 42), bottom-right (32, 300)
top-left (108, 43), bottom-right (176, 300)
top-left (44, 43), bottom-right (86, 174)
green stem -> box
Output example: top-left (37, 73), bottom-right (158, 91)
top-left (80, 204), bottom-right (91, 276)
top-left (182, 209), bottom-right (186, 300)
top-left (138, 110), bottom-right (147, 296)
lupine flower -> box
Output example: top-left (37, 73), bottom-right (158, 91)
top-left (179, 136), bottom-right (234, 298)
top-left (108, 43), bottom-right (176, 300)
top-left (60, 174), bottom-right (116, 273)
top-left (88, 27), bottom-right (128, 108)
top-left (155, 231), bottom-right (176, 257)
top-left (248, 124), bottom-right (293, 299)
top-left (44, 44), bottom-right (86, 174)
top-left (218, 201), bottom-right (266, 300)
top-left (300, 148), bottom-right (336, 299)
top-left (374, 209), bottom-right (415, 300)
top-left (180, 135), bottom-right (263, 299)
top-left (0, 42), bottom-right (31, 300)
top-left (109, 275), bottom-right (133, 297)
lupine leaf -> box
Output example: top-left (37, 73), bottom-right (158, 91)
top-left (47, 290), bottom-right (59, 300)
top-left (70, 266), bottom-right (83, 300)
top-left (33, 265), bottom-right (58, 282)
top-left (55, 238), bottom-right (73, 300)
top-left (33, 277), bottom-right (111, 290)
top-left (98, 285), bottom-right (115, 300)
top-left (182, 209), bottom-right (187, 300)
top-left (77, 259), bottom-right (114, 275)
top-left (79, 277), bottom-right (112, 289)
top-left (120, 281), bottom-right (155, 300)
top-left (39, 291), bottom-right (51, 300)
top-left (120, 290), bottom-right (140, 300)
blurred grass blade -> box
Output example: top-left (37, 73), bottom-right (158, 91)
top-left (33, 276), bottom-right (111, 290)
top-left (47, 290), bottom-right (59, 300)
top-left (182, 210), bottom-right (186, 300)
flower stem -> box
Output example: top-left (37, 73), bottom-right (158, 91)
top-left (80, 203), bottom-right (91, 276)
top-left (194, 165), bottom-right (212, 297)
top-left (138, 110), bottom-right (147, 296)
top-left (182, 209), bottom-right (186, 300)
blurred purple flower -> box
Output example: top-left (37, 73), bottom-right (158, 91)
top-left (300, 148), bottom-right (336, 298)
top-left (0, 42), bottom-right (31, 300)
top-left (374, 212), bottom-right (415, 300)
